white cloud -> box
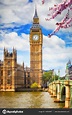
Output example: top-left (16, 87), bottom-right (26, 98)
top-left (0, 0), bottom-right (28, 5)
top-left (0, 50), bottom-right (3, 61)
top-left (0, 0), bottom-right (72, 77)
top-left (0, 32), bottom-right (72, 76)
top-left (0, 31), bottom-right (30, 66)
top-left (0, 0), bottom-right (33, 24)
top-left (0, 8), bottom-right (20, 23)
top-left (43, 35), bottom-right (72, 76)
top-left (0, 0), bottom-right (72, 32)
top-left (0, 32), bottom-right (29, 51)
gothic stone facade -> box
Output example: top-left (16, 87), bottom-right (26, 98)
top-left (0, 48), bottom-right (25, 91)
top-left (66, 60), bottom-right (72, 80)
top-left (30, 8), bottom-right (43, 87)
top-left (0, 8), bottom-right (43, 90)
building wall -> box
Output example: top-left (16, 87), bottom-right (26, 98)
top-left (24, 67), bottom-right (30, 88)
top-left (30, 8), bottom-right (43, 87)
top-left (66, 60), bottom-right (72, 80)
top-left (15, 64), bottom-right (24, 88)
top-left (0, 48), bottom-right (25, 91)
top-left (0, 60), bottom-right (3, 90)
top-left (69, 66), bottom-right (72, 80)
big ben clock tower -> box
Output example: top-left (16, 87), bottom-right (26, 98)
top-left (30, 7), bottom-right (43, 87)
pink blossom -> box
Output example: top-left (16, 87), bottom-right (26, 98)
top-left (46, 0), bottom-right (72, 20)
top-left (42, 0), bottom-right (72, 37)
top-left (56, 10), bottom-right (69, 25)
top-left (42, 0), bottom-right (45, 4)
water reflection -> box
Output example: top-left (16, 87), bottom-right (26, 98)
top-left (0, 92), bottom-right (64, 108)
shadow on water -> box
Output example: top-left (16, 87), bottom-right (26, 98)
top-left (0, 92), bottom-right (66, 108)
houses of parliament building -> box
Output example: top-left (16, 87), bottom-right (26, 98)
top-left (0, 8), bottom-right (43, 91)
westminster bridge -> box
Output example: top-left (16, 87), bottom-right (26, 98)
top-left (48, 80), bottom-right (72, 108)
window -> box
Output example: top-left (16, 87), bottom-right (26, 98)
top-left (0, 79), bottom-right (3, 84)
top-left (1, 70), bottom-right (3, 76)
top-left (28, 80), bottom-right (30, 84)
top-left (7, 79), bottom-right (11, 84)
top-left (28, 73), bottom-right (30, 77)
top-left (8, 70), bottom-right (11, 76)
top-left (8, 61), bottom-right (10, 65)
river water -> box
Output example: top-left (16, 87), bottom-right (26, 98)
top-left (0, 92), bottom-right (64, 108)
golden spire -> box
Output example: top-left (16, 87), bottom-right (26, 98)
top-left (34, 4), bottom-right (38, 18)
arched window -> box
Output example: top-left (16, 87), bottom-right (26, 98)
top-left (7, 79), bottom-right (11, 84)
top-left (0, 79), bottom-right (3, 84)
top-left (8, 70), bottom-right (11, 76)
top-left (1, 70), bottom-right (3, 76)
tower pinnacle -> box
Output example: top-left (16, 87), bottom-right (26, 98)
top-left (32, 5), bottom-right (40, 27)
top-left (34, 5), bottom-right (38, 18)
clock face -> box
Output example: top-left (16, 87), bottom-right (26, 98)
top-left (33, 35), bottom-right (39, 41)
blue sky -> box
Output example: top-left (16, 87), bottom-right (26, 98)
top-left (0, 0), bottom-right (72, 76)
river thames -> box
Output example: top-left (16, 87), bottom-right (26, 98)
top-left (0, 92), bottom-right (64, 108)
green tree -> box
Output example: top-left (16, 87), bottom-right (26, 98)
top-left (42, 70), bottom-right (58, 85)
top-left (60, 77), bottom-right (65, 80)
top-left (30, 82), bottom-right (38, 89)
top-left (42, 70), bottom-right (53, 85)
top-left (50, 74), bottom-right (58, 82)
top-left (42, 71), bottom-right (53, 81)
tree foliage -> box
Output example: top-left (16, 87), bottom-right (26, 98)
top-left (42, 70), bottom-right (53, 81)
top-left (60, 77), bottom-right (65, 80)
top-left (42, 0), bottom-right (72, 37)
top-left (42, 70), bottom-right (58, 83)
top-left (49, 74), bottom-right (59, 82)
top-left (30, 82), bottom-right (38, 88)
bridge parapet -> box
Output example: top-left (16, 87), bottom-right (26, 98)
top-left (64, 80), bottom-right (70, 85)
top-left (48, 80), bottom-right (72, 108)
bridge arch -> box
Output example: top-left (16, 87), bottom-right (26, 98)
top-left (61, 86), bottom-right (66, 102)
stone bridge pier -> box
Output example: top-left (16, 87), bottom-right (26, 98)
top-left (64, 80), bottom-right (70, 108)
top-left (48, 80), bottom-right (72, 108)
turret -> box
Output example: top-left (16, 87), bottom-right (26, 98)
top-left (23, 62), bottom-right (24, 69)
top-left (33, 6), bottom-right (39, 24)
top-left (13, 48), bottom-right (17, 58)
top-left (26, 66), bottom-right (28, 72)
top-left (4, 48), bottom-right (8, 58)
top-left (67, 60), bottom-right (71, 68)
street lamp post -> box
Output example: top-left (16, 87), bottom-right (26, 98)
top-left (65, 64), bottom-right (69, 80)
top-left (58, 69), bottom-right (60, 80)
top-left (53, 71), bottom-right (55, 81)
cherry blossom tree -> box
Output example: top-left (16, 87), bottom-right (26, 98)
top-left (42, 0), bottom-right (72, 37)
